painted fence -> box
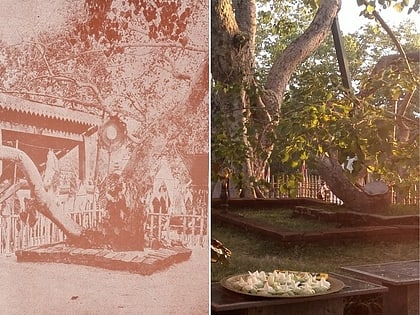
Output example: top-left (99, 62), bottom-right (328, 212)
top-left (1, 199), bottom-right (208, 255)
top-left (268, 174), bottom-right (343, 204)
top-left (145, 188), bottom-right (208, 248)
top-left (0, 209), bottom-right (105, 255)
top-left (1, 209), bottom-right (208, 255)
top-left (146, 212), bottom-right (208, 249)
top-left (268, 174), bottom-right (419, 206)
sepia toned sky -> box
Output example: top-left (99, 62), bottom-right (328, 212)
top-left (0, 0), bottom-right (69, 45)
top-left (0, 1), bottom-right (417, 44)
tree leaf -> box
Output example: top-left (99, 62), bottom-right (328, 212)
top-left (393, 3), bottom-right (403, 12)
top-left (300, 151), bottom-right (308, 160)
top-left (366, 4), bottom-right (375, 14)
top-left (281, 152), bottom-right (290, 163)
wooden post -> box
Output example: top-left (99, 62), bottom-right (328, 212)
top-left (78, 138), bottom-right (86, 181)
top-left (5, 215), bottom-right (11, 254)
top-left (332, 17), bottom-right (352, 90)
top-left (0, 217), bottom-right (2, 253)
top-left (150, 214), bottom-right (154, 241)
top-left (199, 206), bottom-right (204, 246)
top-left (182, 215), bottom-right (187, 243)
top-left (274, 176), bottom-right (278, 198)
top-left (158, 213), bottom-right (162, 242)
top-left (0, 128), bottom-right (2, 178)
top-left (191, 215), bottom-right (196, 247)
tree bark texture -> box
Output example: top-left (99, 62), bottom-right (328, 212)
top-left (211, 0), bottom-right (258, 197)
top-left (316, 154), bottom-right (390, 212)
top-left (265, 0), bottom-right (341, 101)
top-left (211, 0), bottom-right (341, 197)
top-left (0, 145), bottom-right (83, 239)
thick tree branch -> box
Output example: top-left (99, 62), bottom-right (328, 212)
top-left (122, 42), bottom-right (207, 53)
top-left (0, 145), bottom-right (83, 239)
top-left (186, 58), bottom-right (209, 111)
top-left (371, 9), bottom-right (416, 81)
top-left (316, 154), bottom-right (390, 212)
top-left (211, 0), bottom-right (257, 98)
top-left (30, 74), bottom-right (112, 113)
top-left (265, 0), bottom-right (340, 102)
top-left (0, 89), bottom-right (103, 111)
top-left (371, 51), bottom-right (419, 76)
top-left (357, 51), bottom-right (419, 98)
top-left (156, 54), bottom-right (192, 81)
top-left (232, 0), bottom-right (257, 56)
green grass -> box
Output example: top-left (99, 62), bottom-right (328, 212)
top-left (230, 205), bottom-right (420, 232)
top-left (234, 208), bottom-right (335, 231)
top-left (324, 204), bottom-right (419, 216)
top-left (211, 223), bottom-right (419, 282)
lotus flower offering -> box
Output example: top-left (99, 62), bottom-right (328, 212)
top-left (230, 270), bottom-right (331, 297)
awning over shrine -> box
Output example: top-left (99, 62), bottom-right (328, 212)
top-left (0, 93), bottom-right (103, 180)
top-left (0, 93), bottom-right (102, 129)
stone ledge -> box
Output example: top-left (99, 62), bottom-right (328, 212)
top-left (212, 198), bottom-right (328, 209)
top-left (15, 242), bottom-right (192, 275)
top-left (212, 209), bottom-right (419, 244)
top-left (293, 206), bottom-right (420, 227)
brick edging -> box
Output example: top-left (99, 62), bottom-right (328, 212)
top-left (15, 243), bottom-right (192, 275)
top-left (212, 209), bottom-right (419, 244)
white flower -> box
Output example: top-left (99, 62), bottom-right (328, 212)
top-left (262, 281), bottom-right (276, 294)
top-left (276, 272), bottom-right (288, 284)
top-left (267, 273), bottom-right (275, 286)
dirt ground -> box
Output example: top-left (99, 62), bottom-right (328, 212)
top-left (0, 247), bottom-right (209, 315)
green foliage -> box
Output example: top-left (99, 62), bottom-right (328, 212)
top-left (211, 81), bottom-right (275, 187)
top-left (212, 0), bottom-right (419, 196)
top-left (357, 0), bottom-right (419, 15)
top-left (269, 15), bottom-right (419, 190)
top-left (255, 0), bottom-right (315, 83)
top-left (211, 92), bottom-right (248, 183)
top-left (275, 90), bottom-right (419, 184)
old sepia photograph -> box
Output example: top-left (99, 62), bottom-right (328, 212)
top-left (0, 0), bottom-right (209, 314)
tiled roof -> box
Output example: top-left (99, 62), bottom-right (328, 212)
top-left (0, 93), bottom-right (102, 127)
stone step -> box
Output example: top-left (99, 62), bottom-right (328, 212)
top-left (15, 243), bottom-right (192, 276)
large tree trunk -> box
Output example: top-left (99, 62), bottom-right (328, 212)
top-left (211, 0), bottom-right (257, 197)
top-left (316, 154), bottom-right (391, 212)
top-left (104, 59), bottom-right (209, 250)
top-left (0, 145), bottom-right (83, 239)
top-left (211, 0), bottom-right (340, 198)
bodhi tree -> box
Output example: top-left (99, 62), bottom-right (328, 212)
top-left (0, 0), bottom-right (208, 249)
top-left (275, 7), bottom-right (419, 211)
top-left (211, 0), bottom-right (341, 198)
top-left (211, 0), bottom-right (419, 211)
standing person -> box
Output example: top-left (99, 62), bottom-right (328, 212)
top-left (159, 184), bottom-right (170, 214)
top-left (105, 174), bottom-right (127, 234)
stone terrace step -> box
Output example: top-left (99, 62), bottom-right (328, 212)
top-left (15, 243), bottom-right (192, 275)
top-left (293, 206), bottom-right (420, 227)
top-left (212, 209), bottom-right (419, 244)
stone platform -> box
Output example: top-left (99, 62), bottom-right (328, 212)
top-left (212, 206), bottom-right (419, 245)
top-left (15, 242), bottom-right (192, 275)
